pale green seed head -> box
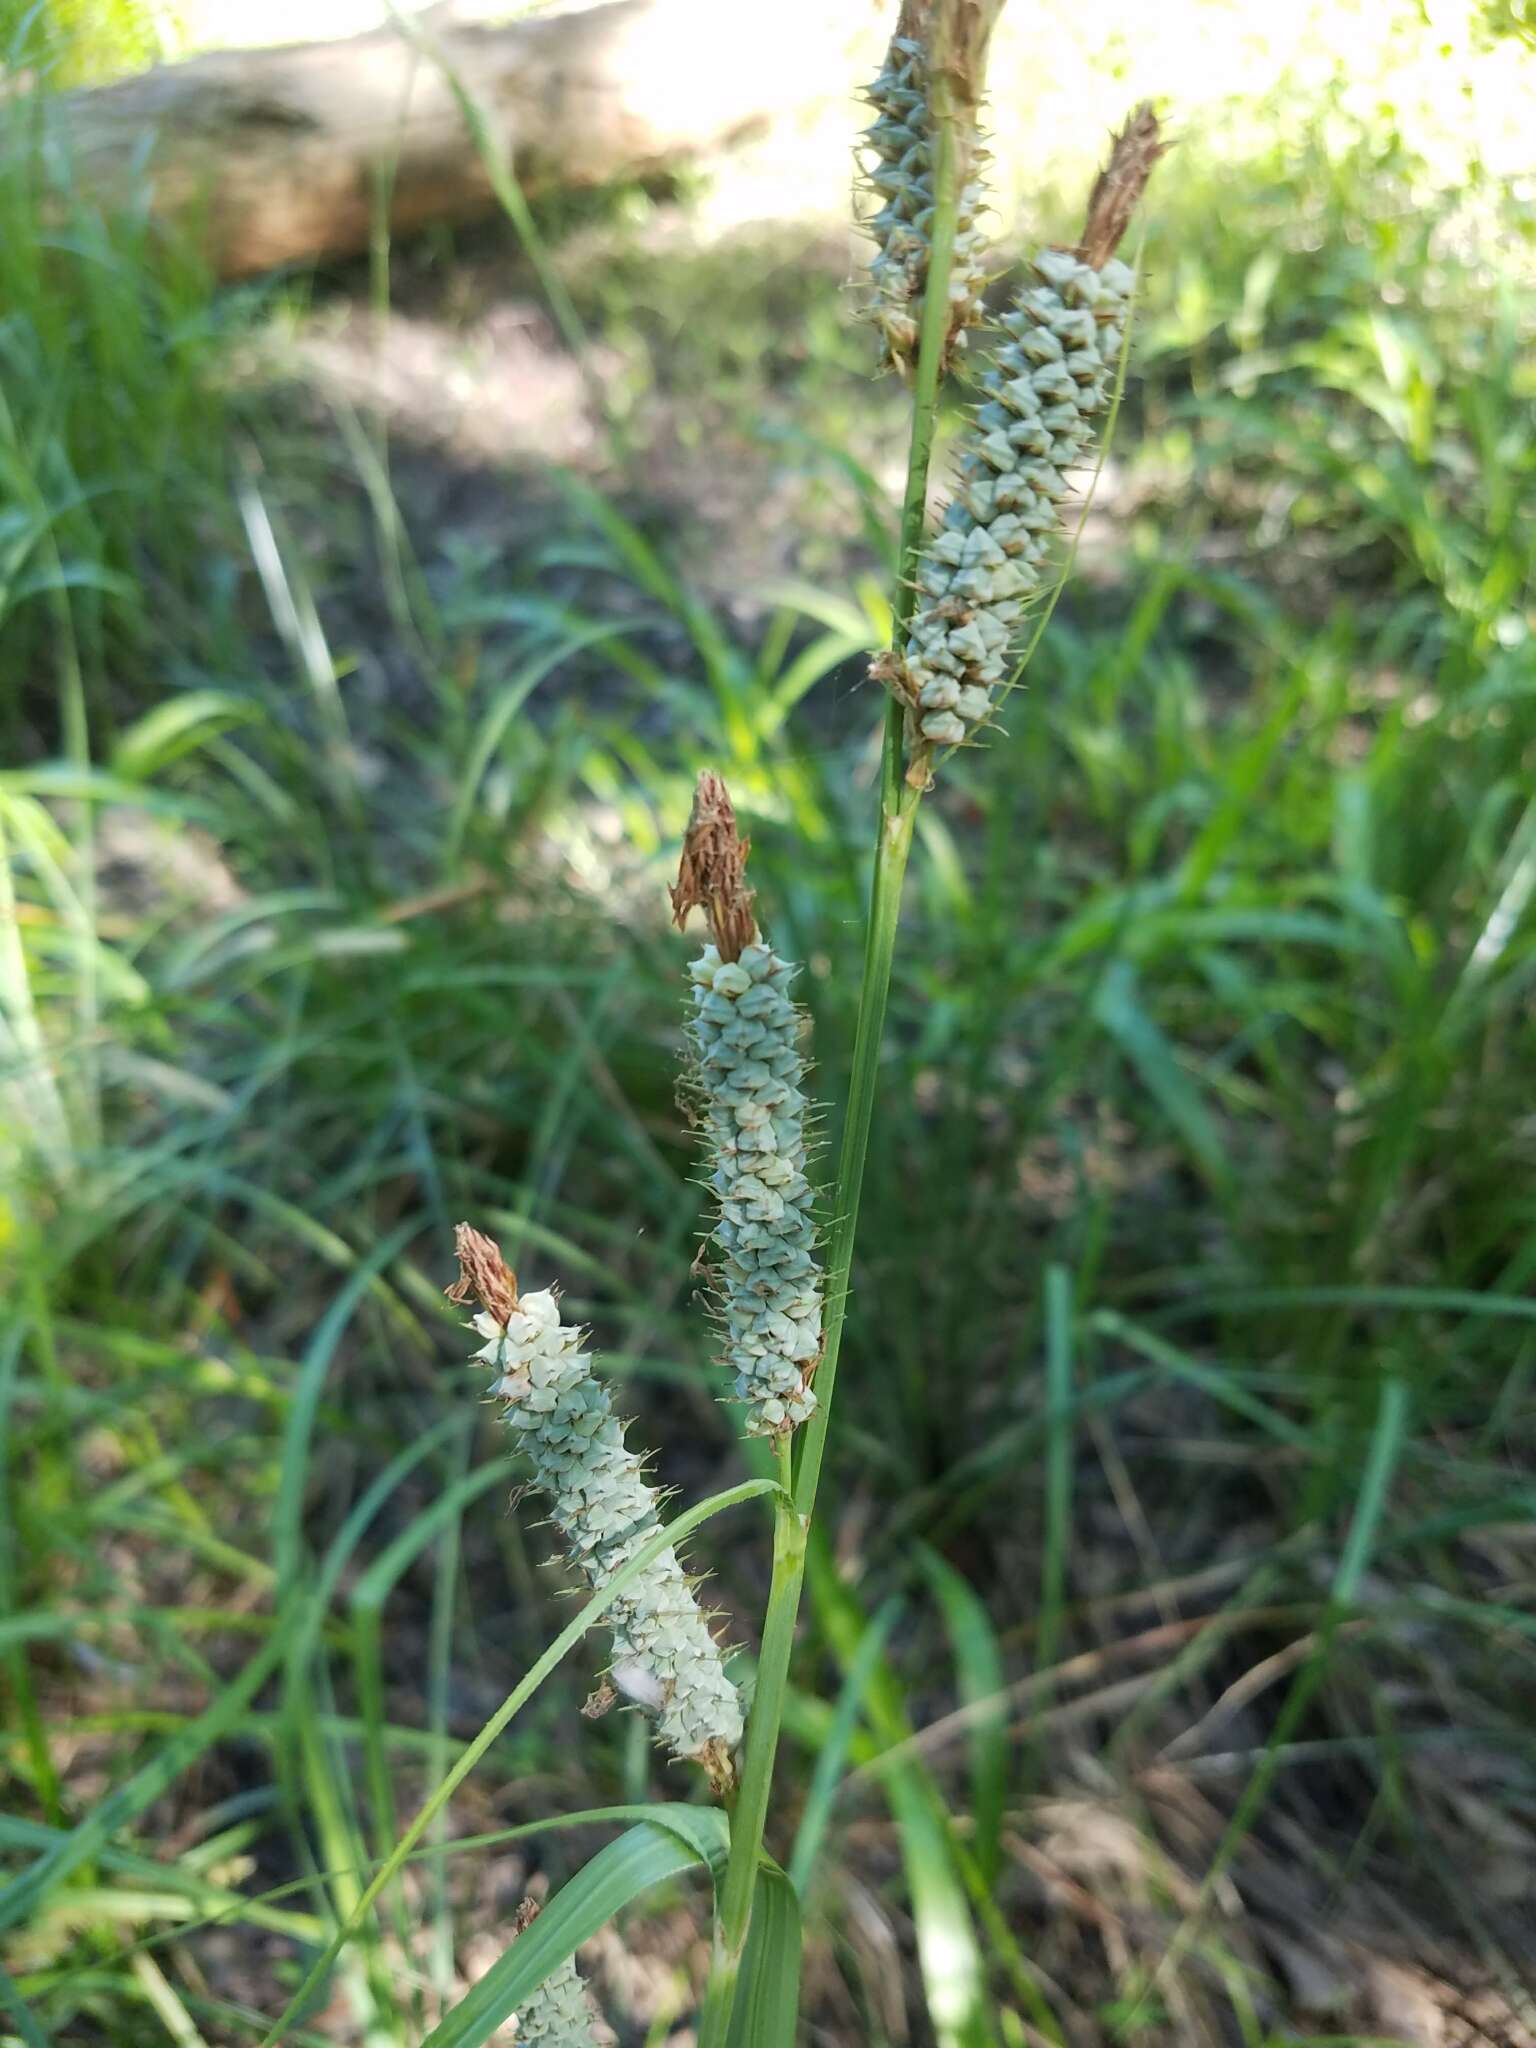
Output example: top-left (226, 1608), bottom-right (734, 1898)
top-left (684, 939), bottom-right (822, 1438)
top-left (896, 250), bottom-right (1135, 752)
top-left (459, 1241), bottom-right (743, 1773)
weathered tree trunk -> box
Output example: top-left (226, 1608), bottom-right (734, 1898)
top-left (40, 0), bottom-right (863, 279)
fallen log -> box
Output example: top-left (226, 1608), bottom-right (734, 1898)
top-left (36, 0), bottom-right (865, 279)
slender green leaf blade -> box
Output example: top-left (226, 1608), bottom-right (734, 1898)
top-left (884, 1767), bottom-right (994, 2048)
top-left (787, 1598), bottom-right (899, 1898)
top-left (0, 1962), bottom-right (52, 2048)
top-left (111, 691), bottom-right (264, 780)
top-left (918, 1549), bottom-right (1007, 1888)
top-left (725, 1863), bottom-right (803, 2048)
top-left (1091, 960), bottom-right (1231, 1190)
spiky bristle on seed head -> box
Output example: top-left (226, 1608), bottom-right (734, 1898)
top-left (670, 771), bottom-right (757, 963)
top-left (1077, 101), bottom-right (1168, 271)
top-left (446, 1222), bottom-right (518, 1327)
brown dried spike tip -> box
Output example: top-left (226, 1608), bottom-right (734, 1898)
top-left (929, 0), bottom-right (1007, 117)
top-left (669, 771), bottom-right (757, 963)
top-left (446, 1221), bottom-right (518, 1328)
top-left (1076, 102), bottom-right (1168, 272)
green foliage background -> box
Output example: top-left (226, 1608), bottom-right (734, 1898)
top-left (2, 0), bottom-right (1535, 2041)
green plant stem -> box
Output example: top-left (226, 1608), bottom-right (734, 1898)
top-left (697, 1492), bottom-right (809, 2042)
top-left (697, 98), bottom-right (966, 2048)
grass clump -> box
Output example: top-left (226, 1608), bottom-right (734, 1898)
top-left (0, 90), bottom-right (254, 761)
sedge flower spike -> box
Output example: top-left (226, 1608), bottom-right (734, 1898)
top-left (671, 774), bottom-right (822, 1437)
top-left (448, 1224), bottom-right (743, 1786)
top-left (860, 0), bottom-right (998, 375)
top-left (506, 1901), bottom-right (605, 2047)
top-left (880, 103), bottom-right (1166, 782)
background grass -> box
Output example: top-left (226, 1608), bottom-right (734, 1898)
top-left (4, 1), bottom-right (1536, 2042)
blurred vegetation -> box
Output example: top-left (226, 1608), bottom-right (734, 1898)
top-left (1, 0), bottom-right (182, 80)
top-left (3, 1), bottom-right (1536, 2042)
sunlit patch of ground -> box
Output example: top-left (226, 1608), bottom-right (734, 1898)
top-left (184, 0), bottom-right (1534, 618)
top-left (159, 0), bottom-right (1535, 207)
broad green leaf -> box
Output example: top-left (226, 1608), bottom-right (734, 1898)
top-left (725, 1862), bottom-right (803, 2048)
top-left (10, 558), bottom-right (134, 603)
top-left (0, 1816), bottom-right (321, 1940)
top-left (1159, 1284), bottom-right (1536, 1327)
top-left (751, 577), bottom-right (881, 645)
top-left (400, 1804), bottom-right (727, 1874)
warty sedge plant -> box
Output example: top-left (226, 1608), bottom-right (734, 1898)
top-left (693, 68), bottom-right (1160, 2048)
top-left (432, 10), bottom-right (1162, 2043)
top-left (671, 772), bottom-right (823, 1439)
